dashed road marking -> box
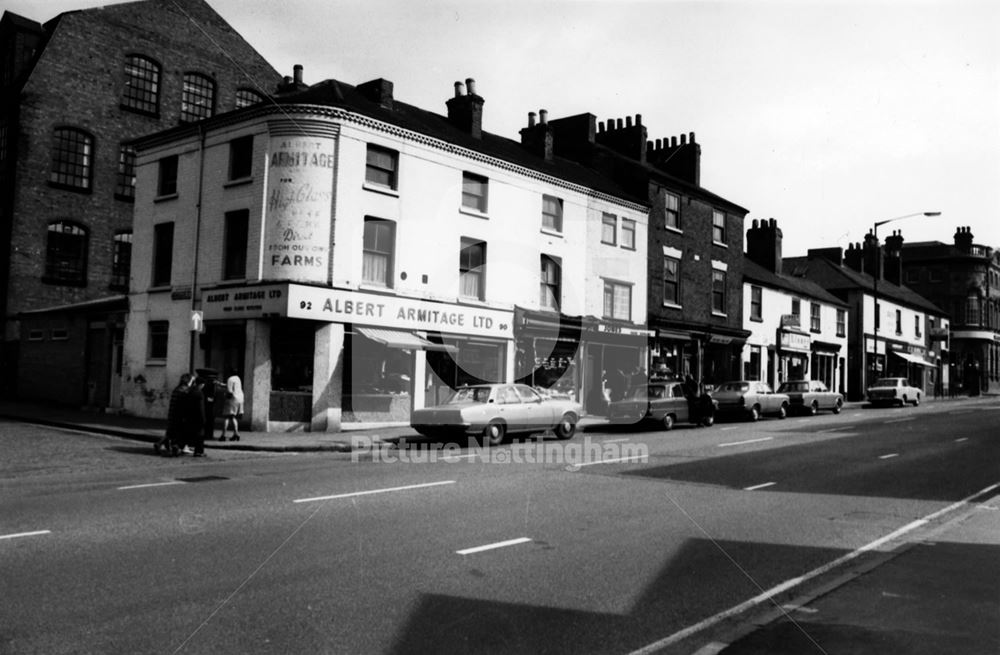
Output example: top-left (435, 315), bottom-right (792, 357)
top-left (293, 480), bottom-right (456, 503)
top-left (885, 417), bottom-right (915, 424)
top-left (879, 453), bottom-right (899, 460)
top-left (574, 455), bottom-right (648, 467)
top-left (744, 482), bottom-right (777, 491)
top-left (719, 437), bottom-right (772, 448)
top-left (117, 480), bottom-right (186, 490)
top-left (955, 437), bottom-right (968, 443)
top-left (456, 537), bottom-right (532, 555)
top-left (0, 530), bottom-right (51, 541)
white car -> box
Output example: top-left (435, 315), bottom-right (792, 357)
top-left (866, 377), bottom-right (922, 407)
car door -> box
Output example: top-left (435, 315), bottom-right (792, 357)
top-left (494, 385), bottom-right (531, 432)
top-left (666, 382), bottom-right (690, 422)
top-left (514, 384), bottom-right (553, 430)
top-left (757, 382), bottom-right (778, 412)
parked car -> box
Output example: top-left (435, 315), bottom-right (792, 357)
top-left (410, 383), bottom-right (581, 446)
top-left (713, 381), bottom-right (790, 421)
top-left (866, 377), bottom-right (922, 407)
top-left (777, 380), bottom-right (844, 415)
top-left (608, 380), bottom-right (717, 430)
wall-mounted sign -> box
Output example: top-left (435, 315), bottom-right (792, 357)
top-left (780, 314), bottom-right (801, 329)
top-left (201, 284), bottom-right (514, 339)
top-left (262, 136), bottom-right (336, 283)
top-left (778, 329), bottom-right (810, 352)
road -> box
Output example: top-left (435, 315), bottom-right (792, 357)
top-left (1, 398), bottom-right (997, 654)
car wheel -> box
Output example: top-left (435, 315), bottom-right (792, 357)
top-left (748, 405), bottom-right (760, 421)
top-left (913, 394), bottom-right (921, 407)
top-left (555, 414), bottom-right (577, 440)
top-left (832, 399), bottom-right (843, 414)
top-left (809, 401), bottom-right (819, 416)
top-left (777, 404), bottom-right (788, 419)
top-left (662, 413), bottom-right (675, 431)
top-left (701, 414), bottom-right (715, 427)
top-left (483, 421), bottom-right (506, 447)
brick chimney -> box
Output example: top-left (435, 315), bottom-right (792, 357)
top-left (276, 64), bottom-right (308, 93)
top-left (862, 231), bottom-right (882, 279)
top-left (595, 114), bottom-right (647, 164)
top-left (357, 78), bottom-right (394, 110)
top-left (647, 132), bottom-right (701, 186)
top-left (954, 226), bottom-right (974, 252)
top-left (547, 113), bottom-right (597, 160)
top-left (746, 218), bottom-right (783, 274)
top-left (883, 230), bottom-right (904, 286)
top-left (446, 78), bottom-right (484, 139)
top-left (519, 109), bottom-right (554, 161)
top-left (844, 242), bottom-right (864, 273)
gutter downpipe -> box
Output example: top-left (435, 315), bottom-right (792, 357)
top-left (189, 123), bottom-right (207, 373)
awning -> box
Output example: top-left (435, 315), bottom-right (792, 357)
top-left (356, 327), bottom-right (457, 353)
top-left (893, 351), bottom-right (935, 367)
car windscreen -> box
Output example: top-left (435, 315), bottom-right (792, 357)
top-left (718, 382), bottom-right (749, 392)
top-left (873, 378), bottom-right (899, 387)
top-left (628, 386), bottom-right (662, 400)
top-left (778, 382), bottom-right (808, 392)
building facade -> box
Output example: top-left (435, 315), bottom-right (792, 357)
top-left (786, 238), bottom-right (949, 401)
top-left (742, 220), bottom-right (849, 394)
top-left (900, 227), bottom-right (1000, 394)
top-left (0, 0), bottom-right (280, 405)
top-left (124, 75), bottom-right (649, 430)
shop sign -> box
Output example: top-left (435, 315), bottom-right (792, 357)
top-left (262, 136), bottom-right (336, 283)
top-left (595, 323), bottom-right (653, 337)
top-left (929, 327), bottom-right (949, 340)
top-left (780, 314), bottom-right (801, 329)
top-left (202, 285), bottom-right (287, 319)
top-left (288, 287), bottom-right (512, 338)
top-left (778, 329), bottom-right (810, 352)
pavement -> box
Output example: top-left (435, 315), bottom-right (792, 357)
top-left (2, 393), bottom-right (998, 654)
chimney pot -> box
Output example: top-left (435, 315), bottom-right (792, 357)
top-left (454, 81), bottom-right (464, 97)
top-left (625, 116), bottom-right (633, 128)
top-left (636, 114), bottom-right (642, 126)
top-left (598, 121), bottom-right (605, 133)
top-left (466, 78), bottom-right (476, 95)
top-left (616, 118), bottom-right (624, 130)
top-left (671, 136), bottom-right (677, 147)
top-left (689, 131), bottom-right (696, 143)
top-left (539, 109), bottom-right (548, 125)
top-left (528, 111), bottom-right (536, 127)
top-left (293, 64), bottom-right (303, 85)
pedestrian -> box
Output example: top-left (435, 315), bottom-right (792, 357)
top-left (156, 373), bottom-right (192, 456)
top-left (608, 367), bottom-right (628, 402)
top-left (186, 376), bottom-right (207, 457)
top-left (219, 368), bottom-right (244, 441)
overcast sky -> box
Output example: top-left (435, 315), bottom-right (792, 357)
top-left (11, 0), bottom-right (999, 255)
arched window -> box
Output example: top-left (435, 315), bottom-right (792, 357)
top-left (235, 88), bottom-right (265, 109)
top-left (121, 55), bottom-right (161, 115)
top-left (44, 221), bottom-right (88, 285)
top-left (181, 72), bottom-right (215, 122)
top-left (49, 128), bottom-right (93, 191)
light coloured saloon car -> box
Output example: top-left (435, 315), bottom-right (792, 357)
top-left (410, 383), bottom-right (581, 446)
top-left (866, 377), bottom-right (922, 407)
top-left (777, 380), bottom-right (844, 415)
top-left (713, 380), bottom-right (790, 421)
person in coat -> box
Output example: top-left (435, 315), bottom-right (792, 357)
top-left (219, 368), bottom-right (244, 442)
top-left (156, 373), bottom-right (192, 456)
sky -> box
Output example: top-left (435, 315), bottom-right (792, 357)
top-left (9, 0), bottom-right (999, 255)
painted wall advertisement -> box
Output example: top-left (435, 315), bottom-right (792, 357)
top-left (262, 136), bottom-right (335, 283)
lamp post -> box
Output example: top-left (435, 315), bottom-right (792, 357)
top-left (869, 211), bottom-right (941, 387)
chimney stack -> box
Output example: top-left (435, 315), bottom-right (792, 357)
top-left (647, 131), bottom-right (701, 186)
top-left (746, 218), bottom-right (783, 274)
top-left (357, 78), bottom-right (394, 110)
top-left (883, 229), bottom-right (905, 286)
top-left (954, 226), bottom-right (974, 252)
top-left (594, 113), bottom-right (647, 163)
top-left (519, 108), bottom-right (554, 161)
top-left (862, 231), bottom-right (883, 279)
top-left (446, 77), bottom-right (484, 139)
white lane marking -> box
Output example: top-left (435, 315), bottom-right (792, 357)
top-left (851, 413), bottom-right (862, 417)
top-left (574, 455), bottom-right (648, 467)
top-left (744, 482), bottom-right (777, 491)
top-left (117, 480), bottom-right (186, 490)
top-left (456, 537), bottom-right (532, 556)
top-left (719, 437), bottom-right (772, 448)
top-left (603, 438), bottom-right (632, 443)
top-left (441, 453), bottom-right (481, 460)
top-left (0, 530), bottom-right (51, 541)
top-left (817, 428), bottom-right (844, 434)
top-left (627, 481), bottom-right (1000, 655)
top-left (885, 417), bottom-right (915, 424)
top-left (879, 453), bottom-right (899, 460)
top-left (955, 437), bottom-right (968, 443)
top-left (719, 426), bottom-right (739, 431)
top-left (797, 418), bottom-right (810, 423)
top-left (293, 480), bottom-right (456, 503)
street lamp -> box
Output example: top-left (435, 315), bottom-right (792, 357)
top-left (870, 211), bottom-right (941, 387)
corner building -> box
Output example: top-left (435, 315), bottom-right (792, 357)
top-left (124, 75), bottom-right (649, 431)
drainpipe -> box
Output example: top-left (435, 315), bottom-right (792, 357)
top-left (189, 123), bottom-right (207, 373)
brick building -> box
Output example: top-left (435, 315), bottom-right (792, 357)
top-left (900, 227), bottom-right (1000, 394)
top-left (0, 0), bottom-right (280, 406)
top-left (530, 113), bottom-right (749, 387)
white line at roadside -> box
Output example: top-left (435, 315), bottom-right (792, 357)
top-left (719, 437), bottom-right (772, 448)
top-left (885, 417), bottom-right (915, 424)
top-left (955, 438), bottom-right (968, 443)
top-left (117, 480), bottom-right (186, 490)
top-left (744, 482), bottom-right (777, 491)
top-left (879, 453), bottom-right (899, 460)
top-left (603, 438), bottom-right (633, 443)
top-left (0, 530), bottom-right (51, 541)
top-left (293, 480), bottom-right (456, 503)
top-left (628, 481), bottom-right (1000, 655)
top-left (456, 537), bottom-right (532, 555)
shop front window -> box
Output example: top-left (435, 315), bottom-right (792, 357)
top-left (270, 321), bottom-right (314, 392)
